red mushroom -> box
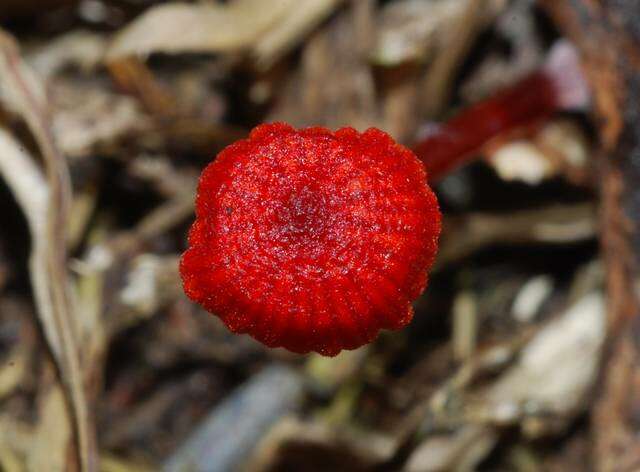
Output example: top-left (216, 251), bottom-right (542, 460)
top-left (180, 42), bottom-right (588, 356)
top-left (180, 124), bottom-right (441, 356)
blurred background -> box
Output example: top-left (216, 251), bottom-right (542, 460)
top-left (1, 0), bottom-right (639, 471)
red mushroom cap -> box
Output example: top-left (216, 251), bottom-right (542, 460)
top-left (180, 123), bottom-right (441, 356)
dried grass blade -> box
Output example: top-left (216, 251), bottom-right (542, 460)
top-left (0, 30), bottom-right (96, 472)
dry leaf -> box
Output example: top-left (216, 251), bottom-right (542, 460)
top-left (484, 292), bottom-right (606, 425)
top-left (106, 0), bottom-right (296, 61)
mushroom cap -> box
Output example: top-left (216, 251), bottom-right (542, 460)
top-left (180, 123), bottom-right (441, 356)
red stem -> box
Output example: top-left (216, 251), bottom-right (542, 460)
top-left (414, 72), bottom-right (559, 182)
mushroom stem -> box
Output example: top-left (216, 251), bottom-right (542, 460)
top-left (415, 41), bottom-right (589, 182)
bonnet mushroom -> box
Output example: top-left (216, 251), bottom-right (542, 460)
top-left (180, 124), bottom-right (441, 356)
top-left (180, 42), bottom-right (587, 356)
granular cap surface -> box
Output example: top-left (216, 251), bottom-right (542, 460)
top-left (180, 123), bottom-right (441, 356)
